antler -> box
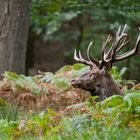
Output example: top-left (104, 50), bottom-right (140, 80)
top-left (100, 24), bottom-right (140, 70)
top-left (74, 25), bottom-right (140, 71)
top-left (74, 41), bottom-right (100, 67)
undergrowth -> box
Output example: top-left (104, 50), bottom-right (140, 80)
top-left (0, 64), bottom-right (139, 140)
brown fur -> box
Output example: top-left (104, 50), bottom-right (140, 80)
top-left (71, 67), bottom-right (122, 101)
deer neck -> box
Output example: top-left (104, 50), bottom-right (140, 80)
top-left (93, 73), bottom-right (122, 101)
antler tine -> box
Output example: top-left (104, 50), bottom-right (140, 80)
top-left (136, 27), bottom-right (140, 47)
top-left (74, 25), bottom-right (139, 71)
top-left (100, 24), bottom-right (129, 70)
top-left (74, 49), bottom-right (93, 66)
top-left (122, 24), bottom-right (127, 35)
top-left (115, 24), bottom-right (127, 36)
top-left (109, 25), bottom-right (128, 60)
top-left (87, 41), bottom-right (100, 66)
top-left (116, 25), bottom-right (121, 36)
top-left (78, 50), bottom-right (84, 60)
top-left (114, 26), bottom-right (140, 62)
top-left (101, 35), bottom-right (112, 62)
top-left (116, 35), bottom-right (129, 52)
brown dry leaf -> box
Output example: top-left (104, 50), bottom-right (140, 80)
top-left (0, 78), bottom-right (11, 91)
top-left (60, 102), bottom-right (88, 116)
top-left (0, 74), bottom-right (90, 111)
top-left (15, 92), bottom-right (37, 110)
top-left (133, 83), bottom-right (140, 90)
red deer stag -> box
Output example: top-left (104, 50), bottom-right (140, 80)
top-left (71, 25), bottom-right (140, 101)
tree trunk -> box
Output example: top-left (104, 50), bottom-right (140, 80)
top-left (0, 0), bottom-right (32, 74)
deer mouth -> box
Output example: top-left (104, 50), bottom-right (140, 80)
top-left (71, 84), bottom-right (80, 88)
top-left (71, 79), bottom-right (82, 88)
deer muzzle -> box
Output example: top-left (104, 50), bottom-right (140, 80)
top-left (71, 79), bottom-right (82, 88)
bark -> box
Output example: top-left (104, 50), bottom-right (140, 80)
top-left (0, 0), bottom-right (32, 74)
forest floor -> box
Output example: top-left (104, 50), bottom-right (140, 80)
top-left (0, 64), bottom-right (140, 140)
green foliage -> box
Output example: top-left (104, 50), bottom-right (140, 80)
top-left (39, 72), bottom-right (54, 82)
top-left (4, 71), bottom-right (49, 95)
top-left (30, 0), bottom-right (140, 82)
top-left (0, 98), bottom-right (7, 107)
top-left (0, 119), bottom-right (18, 139)
top-left (3, 64), bottom-right (128, 94)
top-left (56, 65), bottom-right (73, 73)
top-left (124, 92), bottom-right (140, 114)
top-left (97, 95), bottom-right (124, 109)
top-left (31, 0), bottom-right (140, 39)
top-left (31, 0), bottom-right (81, 39)
top-left (110, 66), bottom-right (136, 88)
top-left (11, 109), bottom-right (62, 138)
top-left (72, 64), bottom-right (90, 78)
top-left (1, 89), bottom-right (139, 139)
top-left (60, 90), bottom-right (140, 139)
top-left (2, 64), bottom-right (89, 94)
top-left (71, 114), bottom-right (91, 132)
top-left (52, 77), bottom-right (70, 91)
top-left (110, 66), bottom-right (126, 84)
top-left (37, 64), bottom-right (89, 91)
top-left (52, 64), bottom-right (90, 90)
top-left (0, 104), bottom-right (20, 122)
top-left (0, 65), bottom-right (140, 139)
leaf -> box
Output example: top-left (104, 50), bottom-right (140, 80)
top-left (97, 95), bottom-right (124, 109)
top-left (72, 64), bottom-right (90, 78)
top-left (110, 66), bottom-right (122, 84)
top-left (4, 71), bottom-right (22, 81)
top-left (56, 65), bottom-right (72, 73)
top-left (133, 83), bottom-right (140, 90)
top-left (51, 77), bottom-right (71, 90)
top-left (120, 67), bottom-right (127, 76)
top-left (73, 63), bottom-right (87, 70)
top-left (71, 114), bottom-right (91, 132)
top-left (40, 72), bottom-right (54, 82)
top-left (123, 92), bottom-right (140, 108)
top-left (3, 71), bottom-right (49, 95)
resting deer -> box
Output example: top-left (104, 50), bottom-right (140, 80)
top-left (71, 25), bottom-right (140, 101)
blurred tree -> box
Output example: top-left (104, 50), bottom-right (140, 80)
top-left (0, 0), bottom-right (32, 74)
top-left (31, 0), bottom-right (140, 40)
top-left (28, 0), bottom-right (140, 79)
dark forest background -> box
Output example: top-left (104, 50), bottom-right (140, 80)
top-left (26, 0), bottom-right (140, 81)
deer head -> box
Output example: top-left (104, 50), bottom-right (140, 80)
top-left (71, 25), bottom-right (140, 100)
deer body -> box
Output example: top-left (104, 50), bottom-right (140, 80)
top-left (71, 25), bottom-right (140, 100)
